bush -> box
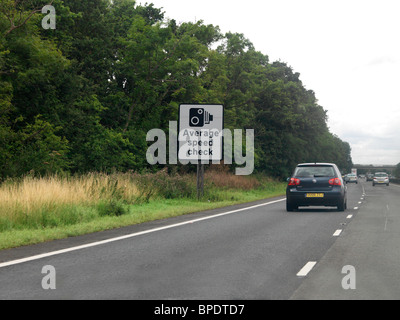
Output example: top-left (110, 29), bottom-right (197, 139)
top-left (132, 169), bottom-right (197, 201)
top-left (204, 165), bottom-right (261, 190)
top-left (97, 200), bottom-right (128, 217)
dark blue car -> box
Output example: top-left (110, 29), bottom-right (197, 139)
top-left (286, 163), bottom-right (347, 212)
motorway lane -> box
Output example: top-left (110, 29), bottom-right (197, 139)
top-left (291, 180), bottom-right (400, 299)
top-left (0, 183), bottom-right (364, 300)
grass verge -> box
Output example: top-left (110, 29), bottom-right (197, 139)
top-left (0, 170), bottom-right (286, 250)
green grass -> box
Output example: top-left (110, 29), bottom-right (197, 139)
top-left (0, 172), bottom-right (286, 250)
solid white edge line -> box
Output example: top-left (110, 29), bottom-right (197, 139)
top-left (297, 261), bottom-right (317, 277)
top-left (0, 198), bottom-right (286, 269)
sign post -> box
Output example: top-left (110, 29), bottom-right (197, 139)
top-left (197, 162), bottom-right (205, 199)
top-left (178, 104), bottom-right (224, 199)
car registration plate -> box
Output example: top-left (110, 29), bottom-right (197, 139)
top-left (306, 193), bottom-right (324, 198)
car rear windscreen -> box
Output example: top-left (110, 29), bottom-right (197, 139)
top-left (375, 173), bottom-right (388, 177)
top-left (294, 166), bottom-right (335, 177)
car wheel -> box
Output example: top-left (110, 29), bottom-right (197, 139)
top-left (337, 199), bottom-right (346, 212)
top-left (286, 201), bottom-right (297, 212)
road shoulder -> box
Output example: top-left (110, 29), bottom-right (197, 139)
top-left (0, 195), bottom-right (286, 265)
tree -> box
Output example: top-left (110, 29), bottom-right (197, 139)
top-left (0, 0), bottom-right (353, 179)
top-left (394, 163), bottom-right (400, 178)
top-left (1, 0), bottom-right (54, 37)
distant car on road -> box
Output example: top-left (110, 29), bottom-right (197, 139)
top-left (346, 174), bottom-right (358, 184)
top-left (286, 163), bottom-right (347, 212)
top-left (366, 173), bottom-right (374, 181)
top-left (373, 172), bottom-right (390, 186)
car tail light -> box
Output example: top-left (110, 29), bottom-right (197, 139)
top-left (329, 178), bottom-right (342, 186)
top-left (288, 178), bottom-right (300, 186)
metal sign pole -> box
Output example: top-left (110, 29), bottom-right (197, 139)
top-left (200, 163), bottom-right (204, 198)
top-left (197, 162), bottom-right (200, 200)
top-left (197, 162), bottom-right (205, 200)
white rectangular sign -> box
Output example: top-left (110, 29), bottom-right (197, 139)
top-left (178, 104), bottom-right (224, 161)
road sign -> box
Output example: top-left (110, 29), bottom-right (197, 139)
top-left (178, 104), bottom-right (224, 162)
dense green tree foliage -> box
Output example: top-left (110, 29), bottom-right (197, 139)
top-left (0, 0), bottom-right (353, 180)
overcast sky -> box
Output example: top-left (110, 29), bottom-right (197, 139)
top-left (145, 0), bottom-right (400, 165)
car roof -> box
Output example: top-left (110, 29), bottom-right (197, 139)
top-left (297, 163), bottom-right (336, 166)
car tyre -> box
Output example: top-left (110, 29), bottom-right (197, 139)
top-left (337, 198), bottom-right (346, 212)
top-left (286, 201), bottom-right (297, 212)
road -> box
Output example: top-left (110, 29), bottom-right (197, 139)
top-left (0, 180), bottom-right (399, 300)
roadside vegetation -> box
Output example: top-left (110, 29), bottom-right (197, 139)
top-left (0, 1), bottom-right (352, 249)
top-left (0, 0), bottom-right (353, 183)
top-left (0, 169), bottom-right (286, 249)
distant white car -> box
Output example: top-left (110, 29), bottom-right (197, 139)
top-left (373, 172), bottom-right (389, 186)
top-left (346, 174), bottom-right (358, 184)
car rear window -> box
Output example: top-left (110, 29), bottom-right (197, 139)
top-left (294, 166), bottom-right (335, 177)
top-left (375, 173), bottom-right (388, 177)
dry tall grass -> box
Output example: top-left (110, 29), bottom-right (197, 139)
top-left (0, 173), bottom-right (140, 221)
top-left (204, 165), bottom-right (265, 190)
top-left (205, 170), bottom-right (261, 190)
top-left (0, 170), bottom-right (281, 231)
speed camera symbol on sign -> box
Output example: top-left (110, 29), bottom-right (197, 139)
top-left (189, 108), bottom-right (214, 127)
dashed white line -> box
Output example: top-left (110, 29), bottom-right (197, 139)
top-left (297, 261), bottom-right (317, 277)
top-left (385, 204), bottom-right (390, 231)
top-left (333, 229), bottom-right (342, 237)
top-left (347, 215), bottom-right (353, 219)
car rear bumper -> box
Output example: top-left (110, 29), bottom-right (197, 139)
top-left (373, 180), bottom-right (389, 184)
top-left (286, 190), bottom-right (344, 207)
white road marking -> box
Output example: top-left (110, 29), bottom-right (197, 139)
top-left (385, 204), bottom-right (389, 231)
top-left (0, 198), bottom-right (286, 269)
top-left (297, 261), bottom-right (317, 277)
top-left (333, 230), bottom-right (342, 237)
top-left (347, 215), bottom-right (353, 219)
top-left (354, 207), bottom-right (359, 210)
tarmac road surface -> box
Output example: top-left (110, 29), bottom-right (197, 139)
top-left (1, 180), bottom-right (398, 300)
